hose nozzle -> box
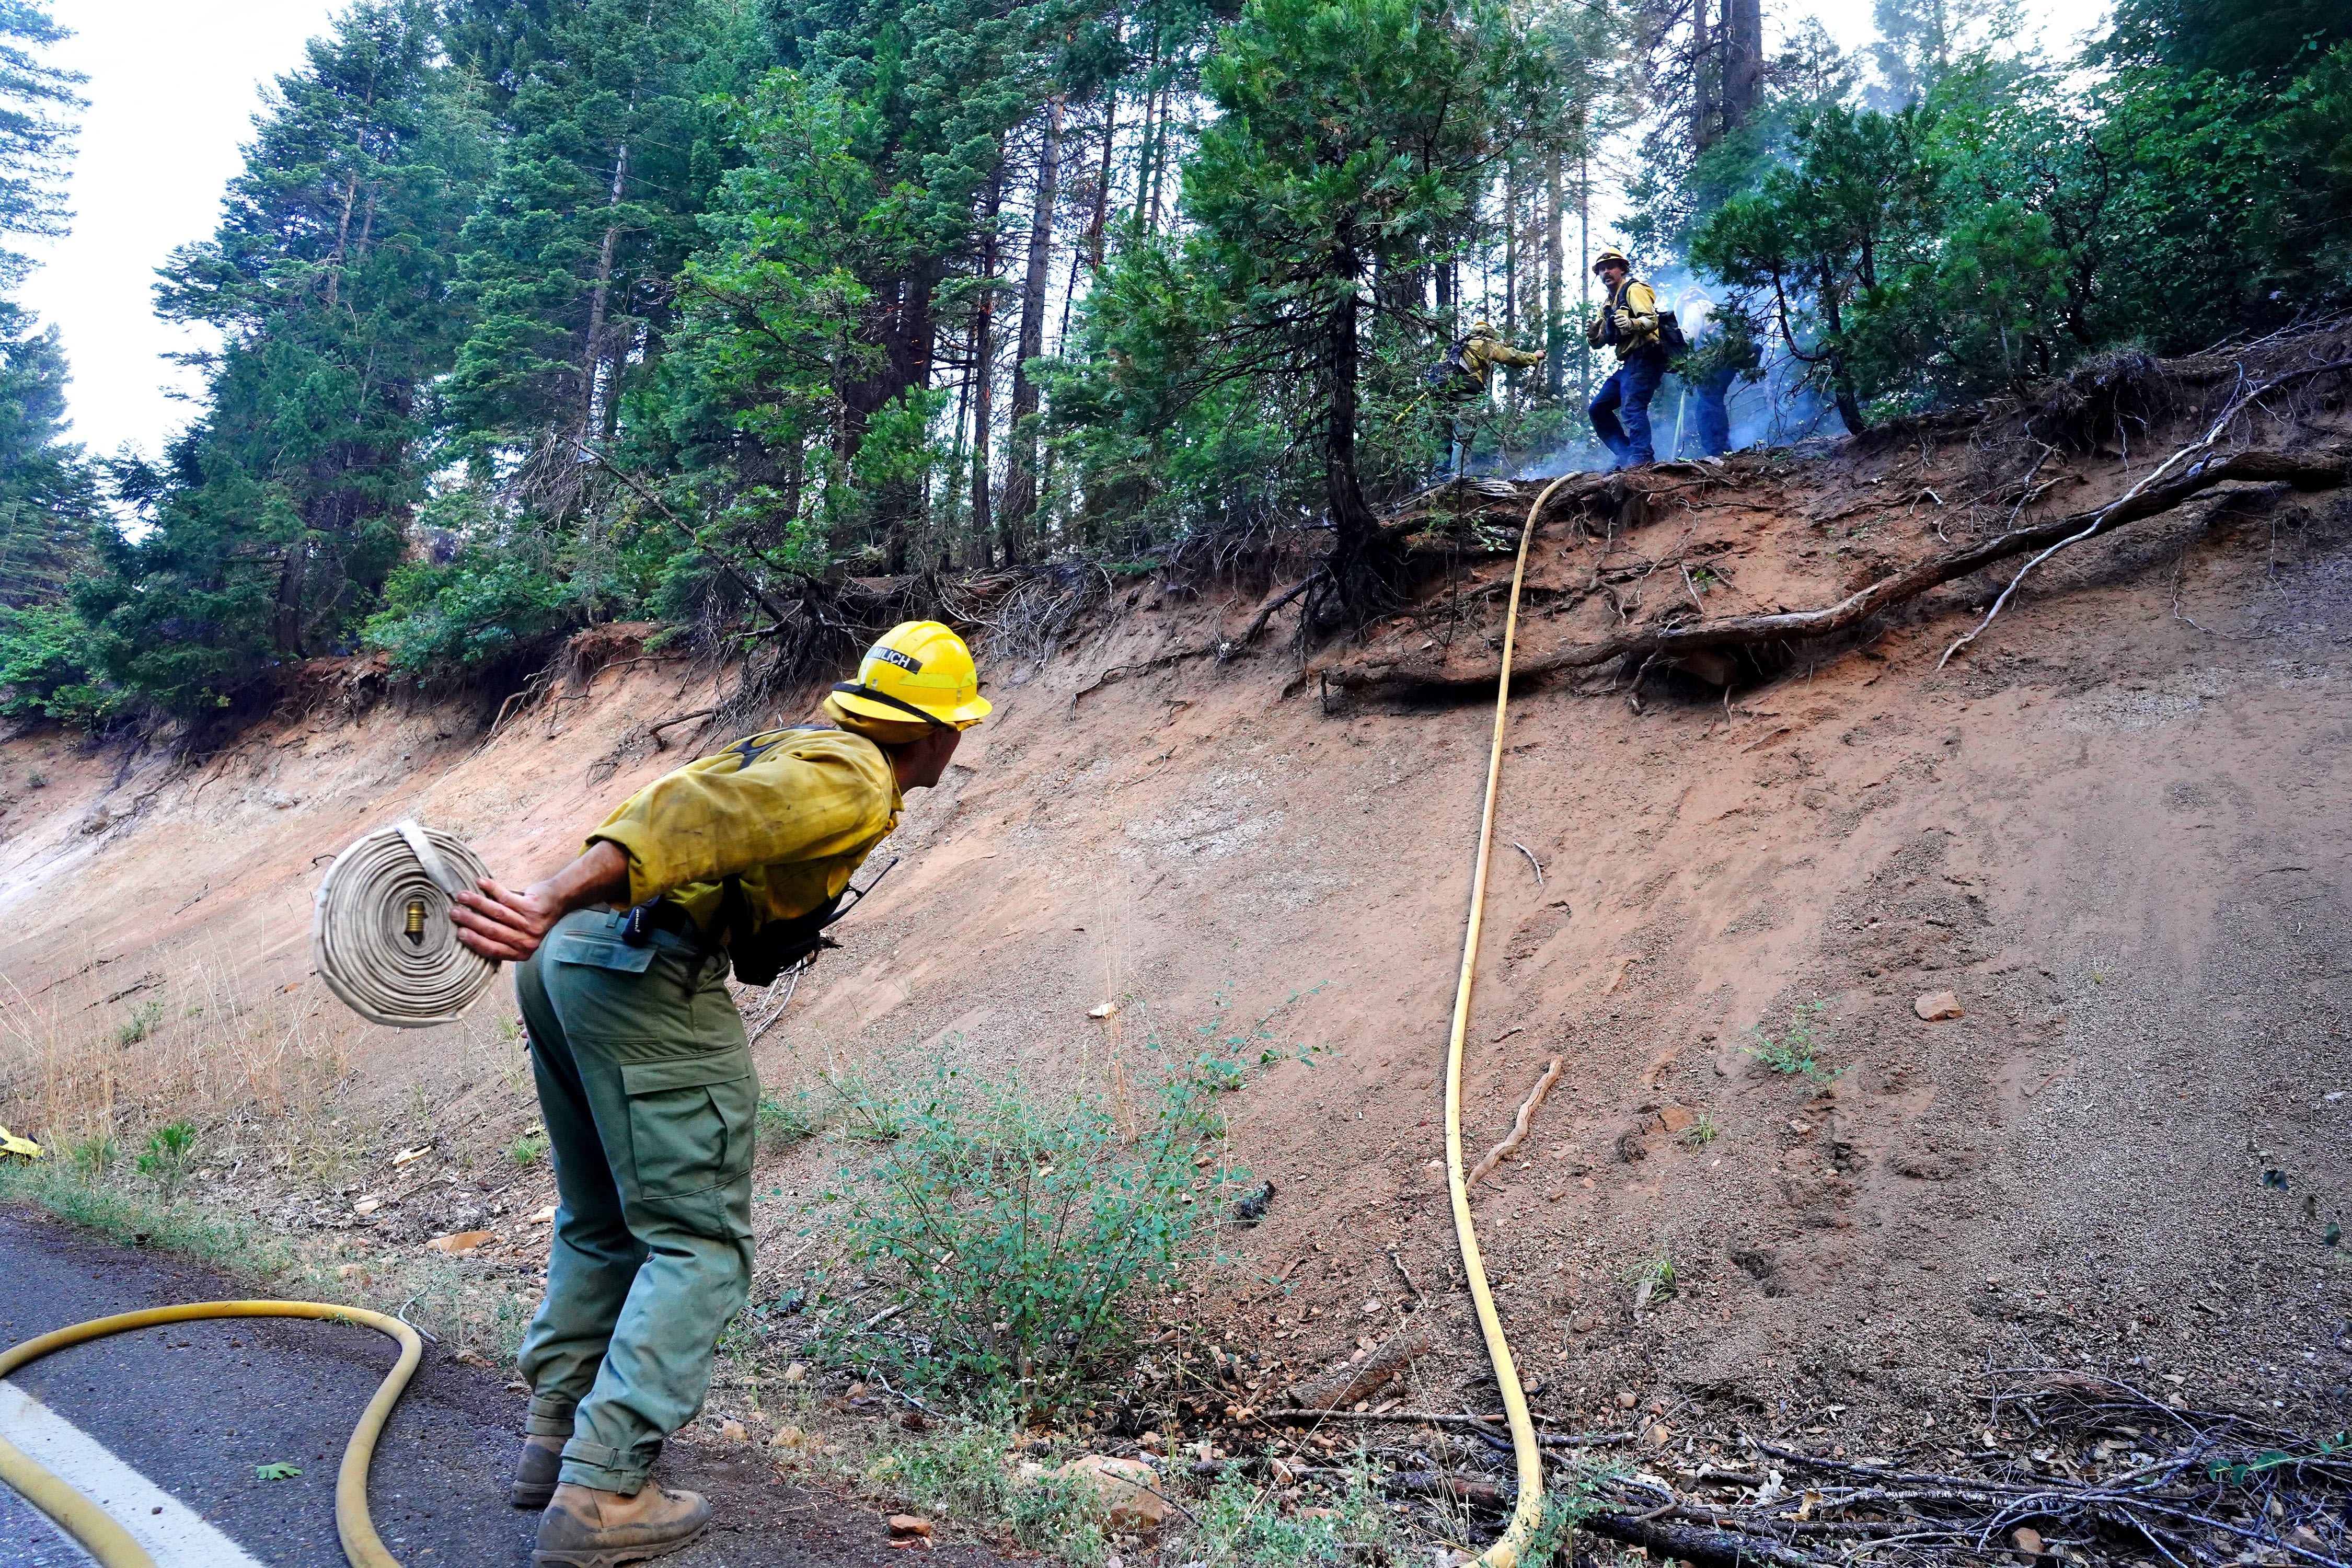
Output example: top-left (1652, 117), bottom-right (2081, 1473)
top-left (404, 897), bottom-right (426, 946)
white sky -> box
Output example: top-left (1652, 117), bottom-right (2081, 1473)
top-left (17, 0), bottom-right (2111, 465)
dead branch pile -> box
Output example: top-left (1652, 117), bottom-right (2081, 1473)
top-left (1240, 1368), bottom-right (2351, 1568)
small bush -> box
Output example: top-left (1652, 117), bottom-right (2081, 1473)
top-left (1743, 1000), bottom-right (1841, 1082)
top-left (70, 1134), bottom-right (117, 1180)
top-left (757, 1090), bottom-right (821, 1148)
top-left (1681, 1109), bottom-right (1719, 1149)
top-left (136, 1121), bottom-right (199, 1201)
top-left (1195, 1464), bottom-right (1409, 1568)
top-left (117, 997), bottom-right (165, 1046)
top-left (821, 1068), bottom-right (904, 1143)
top-left (361, 554), bottom-right (578, 678)
top-left (832, 1071), bottom-right (1236, 1405)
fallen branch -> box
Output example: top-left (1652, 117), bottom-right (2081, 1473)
top-left (1578, 1509), bottom-right (1823, 1568)
top-left (1469, 1056), bottom-right (1564, 1187)
top-left (1941, 357), bottom-right (2352, 666)
top-left (1328, 444), bottom-right (2351, 697)
top-left (1256, 1408), bottom-right (1634, 1449)
top-left (1284, 1329), bottom-right (1435, 1410)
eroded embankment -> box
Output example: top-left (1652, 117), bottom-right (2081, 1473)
top-left (1, 341), bottom-right (2348, 1467)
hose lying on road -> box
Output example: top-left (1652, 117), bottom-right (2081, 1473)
top-left (1442, 471), bottom-right (1576, 1568)
top-left (0, 1300), bottom-right (425, 1568)
top-left (313, 819), bottom-right (500, 1028)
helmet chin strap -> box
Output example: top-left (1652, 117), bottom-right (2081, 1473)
top-left (831, 681), bottom-right (953, 731)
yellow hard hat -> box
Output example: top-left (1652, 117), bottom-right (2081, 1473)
top-left (1593, 247), bottom-right (1631, 273)
top-left (829, 620), bottom-right (992, 731)
top-left (1470, 319), bottom-right (1496, 336)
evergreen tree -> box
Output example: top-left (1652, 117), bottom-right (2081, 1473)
top-left (445, 0), bottom-right (752, 487)
top-left (0, 1), bottom-right (104, 724)
top-left (2105, 0), bottom-right (2351, 85)
top-left (1078, 0), bottom-right (1542, 606)
top-left (74, 1), bottom-right (480, 714)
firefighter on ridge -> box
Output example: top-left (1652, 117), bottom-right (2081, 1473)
top-left (1429, 319), bottom-right (1546, 476)
top-left (1586, 248), bottom-right (1668, 469)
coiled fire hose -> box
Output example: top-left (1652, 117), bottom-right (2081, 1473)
top-left (313, 819), bottom-right (500, 1028)
top-left (0, 1301), bottom-right (424, 1567)
top-left (1445, 472), bottom-right (1574, 1568)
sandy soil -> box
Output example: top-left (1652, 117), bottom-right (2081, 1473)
top-left (2, 345), bottom-right (2347, 1480)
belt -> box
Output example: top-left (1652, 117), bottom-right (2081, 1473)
top-left (619, 898), bottom-right (716, 949)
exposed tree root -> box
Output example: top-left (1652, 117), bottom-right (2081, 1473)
top-left (1327, 444), bottom-right (2351, 698)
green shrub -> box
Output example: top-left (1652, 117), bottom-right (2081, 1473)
top-left (508, 1135), bottom-right (547, 1166)
top-left (0, 604), bottom-right (119, 727)
top-left (135, 1121), bottom-right (199, 1201)
top-left (757, 1090), bottom-right (821, 1148)
top-left (361, 555), bottom-right (577, 678)
top-left (1743, 1000), bottom-right (1841, 1082)
top-left (69, 1134), bottom-right (117, 1180)
top-left (820, 1068), bottom-right (904, 1143)
top-left (116, 997), bottom-right (164, 1046)
top-left (832, 1071), bottom-right (1231, 1405)
top-left (826, 991), bottom-right (1318, 1408)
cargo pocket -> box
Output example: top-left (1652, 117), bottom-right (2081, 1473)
top-left (618, 1055), bottom-right (757, 1235)
top-left (545, 929), bottom-right (658, 973)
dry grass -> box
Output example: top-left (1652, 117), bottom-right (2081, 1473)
top-left (0, 926), bottom-right (347, 1152)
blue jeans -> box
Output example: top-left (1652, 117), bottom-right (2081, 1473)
top-left (1691, 365), bottom-right (1735, 456)
top-left (1589, 349), bottom-right (1667, 468)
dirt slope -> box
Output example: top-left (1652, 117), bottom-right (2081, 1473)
top-left (2, 344), bottom-right (2348, 1466)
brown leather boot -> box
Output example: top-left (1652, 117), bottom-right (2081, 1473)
top-left (531, 1481), bottom-right (711, 1567)
top-left (510, 1432), bottom-right (565, 1509)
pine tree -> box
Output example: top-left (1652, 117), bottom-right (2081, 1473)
top-left (74, 1), bottom-right (480, 714)
top-left (1088, 0), bottom-right (1541, 604)
top-left (445, 0), bottom-right (751, 492)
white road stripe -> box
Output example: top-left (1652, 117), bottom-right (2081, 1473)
top-left (0, 1379), bottom-right (269, 1568)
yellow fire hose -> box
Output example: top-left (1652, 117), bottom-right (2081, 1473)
top-left (0, 1300), bottom-right (424, 1567)
top-left (1444, 472), bottom-right (1573, 1568)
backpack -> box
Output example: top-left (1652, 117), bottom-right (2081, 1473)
top-left (1424, 336), bottom-right (1483, 394)
top-left (1655, 307), bottom-right (1691, 359)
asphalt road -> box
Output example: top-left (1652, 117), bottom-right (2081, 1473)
top-left (0, 1208), bottom-right (1004, 1568)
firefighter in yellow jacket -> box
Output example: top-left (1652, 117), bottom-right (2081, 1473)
top-left (1585, 248), bottom-right (1668, 468)
top-left (452, 621), bottom-right (988, 1567)
top-left (1434, 320), bottom-right (1546, 475)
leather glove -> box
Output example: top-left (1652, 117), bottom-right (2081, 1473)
top-left (1612, 308), bottom-right (1635, 335)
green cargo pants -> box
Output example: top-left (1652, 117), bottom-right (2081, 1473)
top-left (512, 908), bottom-right (756, 1495)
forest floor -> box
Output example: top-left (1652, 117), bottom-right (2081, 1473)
top-left (1, 331), bottom-right (2349, 1567)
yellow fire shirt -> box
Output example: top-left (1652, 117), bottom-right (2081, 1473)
top-left (587, 726), bottom-right (902, 935)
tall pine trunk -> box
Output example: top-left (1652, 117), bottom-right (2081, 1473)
top-left (965, 163), bottom-right (1007, 569)
top-left (1692, 0), bottom-right (1713, 152)
top-left (1322, 271), bottom-right (1378, 603)
top-left (1544, 148), bottom-right (1563, 397)
top-left (274, 535), bottom-right (307, 656)
top-left (1087, 87), bottom-right (1116, 270)
top-left (581, 140), bottom-right (631, 440)
top-left (1723, 0), bottom-right (1762, 131)
top-left (1000, 96), bottom-right (1063, 562)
